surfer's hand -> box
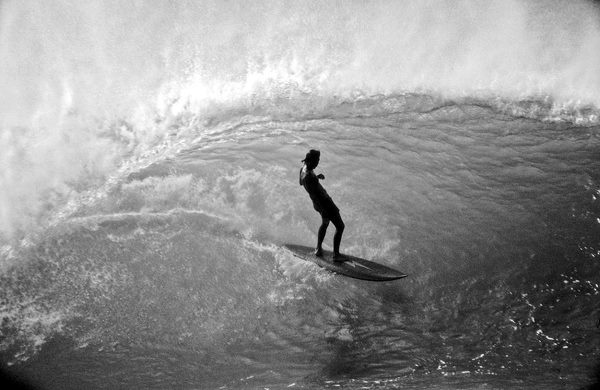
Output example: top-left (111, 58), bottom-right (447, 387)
top-left (317, 174), bottom-right (325, 180)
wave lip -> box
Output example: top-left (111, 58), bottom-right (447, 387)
top-left (3, 0), bottom-right (600, 125)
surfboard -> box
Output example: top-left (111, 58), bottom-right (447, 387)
top-left (284, 244), bottom-right (407, 282)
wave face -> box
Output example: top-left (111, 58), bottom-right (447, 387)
top-left (1, 1), bottom-right (600, 389)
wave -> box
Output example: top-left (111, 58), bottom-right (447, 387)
top-left (0, 92), bottom-right (597, 250)
top-left (1, 91), bottom-right (598, 249)
top-left (2, 0), bottom-right (600, 244)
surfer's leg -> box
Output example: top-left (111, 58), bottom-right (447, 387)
top-left (316, 217), bottom-right (329, 256)
top-left (331, 213), bottom-right (345, 259)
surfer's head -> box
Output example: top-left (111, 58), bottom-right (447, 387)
top-left (302, 149), bottom-right (320, 169)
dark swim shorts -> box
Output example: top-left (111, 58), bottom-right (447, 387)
top-left (314, 198), bottom-right (340, 220)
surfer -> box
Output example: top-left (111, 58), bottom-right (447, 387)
top-left (299, 149), bottom-right (346, 261)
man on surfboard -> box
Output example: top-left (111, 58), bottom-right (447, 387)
top-left (299, 149), bottom-right (346, 261)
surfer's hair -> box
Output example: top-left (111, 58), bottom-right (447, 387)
top-left (302, 149), bottom-right (320, 164)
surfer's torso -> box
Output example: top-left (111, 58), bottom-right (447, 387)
top-left (299, 165), bottom-right (339, 218)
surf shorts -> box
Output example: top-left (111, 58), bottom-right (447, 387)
top-left (314, 198), bottom-right (340, 220)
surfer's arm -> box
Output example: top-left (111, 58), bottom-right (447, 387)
top-left (317, 173), bottom-right (325, 180)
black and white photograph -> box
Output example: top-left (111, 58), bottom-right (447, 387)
top-left (1, 1), bottom-right (599, 389)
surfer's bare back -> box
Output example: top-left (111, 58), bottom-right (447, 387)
top-left (299, 149), bottom-right (346, 261)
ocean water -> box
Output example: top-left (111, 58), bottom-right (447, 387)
top-left (1, 1), bottom-right (600, 389)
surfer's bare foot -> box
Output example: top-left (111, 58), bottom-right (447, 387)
top-left (314, 248), bottom-right (324, 257)
top-left (333, 253), bottom-right (347, 262)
